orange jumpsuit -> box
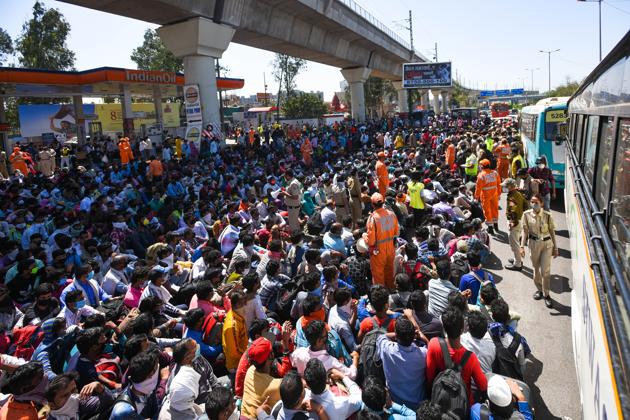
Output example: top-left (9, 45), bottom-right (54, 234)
top-left (9, 148), bottom-right (28, 176)
top-left (475, 168), bottom-right (502, 225)
top-left (445, 143), bottom-right (456, 170)
top-left (119, 139), bottom-right (134, 165)
top-left (493, 144), bottom-right (511, 181)
top-left (365, 207), bottom-right (399, 289)
top-left (301, 139), bottom-right (313, 167)
top-left (375, 160), bottom-right (389, 195)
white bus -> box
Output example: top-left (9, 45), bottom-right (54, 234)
top-left (565, 29), bottom-right (630, 419)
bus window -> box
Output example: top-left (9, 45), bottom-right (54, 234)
top-left (595, 116), bottom-right (615, 210)
top-left (609, 119), bottom-right (630, 280)
top-left (545, 109), bottom-right (568, 140)
top-left (583, 115), bottom-right (600, 186)
top-left (575, 114), bottom-right (585, 158)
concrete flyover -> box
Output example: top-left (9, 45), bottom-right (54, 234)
top-left (60, 0), bottom-right (429, 122)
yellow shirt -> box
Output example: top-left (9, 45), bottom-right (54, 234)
top-left (407, 181), bottom-right (425, 210)
top-left (241, 365), bottom-right (282, 419)
top-left (394, 134), bottom-right (405, 149)
top-left (221, 310), bottom-right (248, 370)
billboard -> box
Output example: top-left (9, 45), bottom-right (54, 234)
top-left (18, 104), bottom-right (94, 140)
top-left (93, 103), bottom-right (181, 131)
top-left (479, 90), bottom-right (495, 97)
top-left (184, 84), bottom-right (202, 124)
top-left (402, 62), bottom-right (452, 88)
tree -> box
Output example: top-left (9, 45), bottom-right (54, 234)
top-left (15, 2), bottom-right (75, 70)
top-left (0, 28), bottom-right (13, 65)
top-left (131, 29), bottom-right (183, 72)
top-left (548, 78), bottom-right (580, 97)
top-left (364, 77), bottom-right (396, 118)
top-left (272, 53), bottom-right (307, 98)
top-left (282, 93), bottom-right (328, 119)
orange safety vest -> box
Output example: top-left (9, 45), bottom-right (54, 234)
top-left (475, 169), bottom-right (501, 199)
top-left (366, 207), bottom-right (399, 249)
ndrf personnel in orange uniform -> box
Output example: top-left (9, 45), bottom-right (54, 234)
top-left (493, 138), bottom-right (511, 181)
top-left (445, 138), bottom-right (456, 171)
top-left (118, 137), bottom-right (134, 165)
top-left (475, 159), bottom-right (501, 234)
top-left (364, 193), bottom-right (399, 289)
top-left (375, 151), bottom-right (389, 196)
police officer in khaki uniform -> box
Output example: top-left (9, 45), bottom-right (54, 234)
top-left (503, 178), bottom-right (528, 271)
top-left (520, 193), bottom-right (558, 308)
top-left (346, 167), bottom-right (362, 228)
top-left (281, 168), bottom-right (302, 233)
top-left (332, 172), bottom-right (350, 221)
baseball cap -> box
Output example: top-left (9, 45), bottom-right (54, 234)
top-left (479, 159), bottom-right (491, 167)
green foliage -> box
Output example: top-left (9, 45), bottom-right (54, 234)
top-left (364, 77), bottom-right (396, 118)
top-left (547, 78), bottom-right (580, 97)
top-left (282, 93), bottom-right (328, 119)
top-left (131, 29), bottom-right (183, 72)
top-left (272, 54), bottom-right (307, 98)
top-left (15, 1), bottom-right (75, 70)
top-left (0, 27), bottom-right (13, 65)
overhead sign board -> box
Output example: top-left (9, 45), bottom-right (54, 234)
top-left (402, 62), bottom-right (452, 88)
top-left (511, 88), bottom-right (525, 95)
top-left (256, 92), bottom-right (271, 101)
top-left (495, 90), bottom-right (510, 96)
top-left (124, 69), bottom-right (177, 84)
top-left (479, 90), bottom-right (495, 97)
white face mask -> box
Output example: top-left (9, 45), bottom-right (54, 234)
top-left (133, 367), bottom-right (159, 395)
top-left (50, 394), bottom-right (80, 420)
top-left (538, 164), bottom-right (545, 169)
top-left (162, 254), bottom-right (174, 269)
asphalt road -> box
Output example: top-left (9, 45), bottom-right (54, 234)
top-left (485, 195), bottom-right (580, 420)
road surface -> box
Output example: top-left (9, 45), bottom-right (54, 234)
top-left (486, 196), bottom-right (580, 420)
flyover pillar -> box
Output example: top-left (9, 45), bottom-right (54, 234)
top-left (392, 81), bottom-right (408, 113)
top-left (341, 67), bottom-right (371, 122)
top-left (121, 85), bottom-right (134, 137)
top-left (420, 90), bottom-right (430, 109)
top-left (441, 91), bottom-right (449, 113)
top-left (432, 90), bottom-right (440, 113)
top-left (72, 95), bottom-right (86, 146)
top-left (158, 17), bottom-right (235, 129)
top-left (153, 85), bottom-right (164, 129)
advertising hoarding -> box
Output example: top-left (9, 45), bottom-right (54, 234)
top-left (402, 62), bottom-right (452, 89)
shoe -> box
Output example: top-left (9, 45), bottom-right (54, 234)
top-left (506, 263), bottom-right (523, 271)
top-left (487, 226), bottom-right (495, 235)
top-left (494, 224), bottom-right (500, 233)
top-left (508, 258), bottom-right (515, 263)
top-left (544, 295), bottom-right (553, 308)
top-left (533, 291), bottom-right (543, 300)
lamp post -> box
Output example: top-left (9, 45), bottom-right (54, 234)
top-left (524, 68), bottom-right (540, 92)
top-left (577, 0), bottom-right (602, 61)
top-left (539, 49), bottom-right (560, 93)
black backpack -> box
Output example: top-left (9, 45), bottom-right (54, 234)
top-left (275, 275), bottom-right (304, 322)
top-left (306, 209), bottom-right (324, 235)
top-left (431, 338), bottom-right (472, 420)
top-left (491, 332), bottom-right (524, 381)
top-left (450, 258), bottom-right (469, 284)
top-left (357, 317), bottom-right (392, 386)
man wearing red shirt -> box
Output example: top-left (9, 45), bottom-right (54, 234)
top-left (357, 285), bottom-right (396, 343)
top-left (426, 307), bottom-right (488, 406)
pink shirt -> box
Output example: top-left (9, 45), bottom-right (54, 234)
top-left (123, 286), bottom-right (144, 309)
top-left (189, 294), bottom-right (228, 316)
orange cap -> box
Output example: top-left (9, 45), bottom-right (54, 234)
top-left (480, 159), bottom-right (491, 167)
top-left (377, 152), bottom-right (386, 158)
top-left (371, 192), bottom-right (384, 204)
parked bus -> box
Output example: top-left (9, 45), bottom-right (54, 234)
top-left (490, 101), bottom-right (510, 118)
top-left (565, 29), bottom-right (630, 420)
top-left (519, 97), bottom-right (569, 188)
top-left (450, 107), bottom-right (478, 123)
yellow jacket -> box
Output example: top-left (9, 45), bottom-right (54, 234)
top-left (222, 309), bottom-right (248, 370)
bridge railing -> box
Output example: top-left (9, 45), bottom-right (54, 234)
top-left (336, 0), bottom-right (411, 51)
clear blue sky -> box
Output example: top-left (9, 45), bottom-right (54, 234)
top-left (1, 0), bottom-right (629, 101)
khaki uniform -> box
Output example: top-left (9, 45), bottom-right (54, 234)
top-left (347, 175), bottom-right (362, 227)
top-left (0, 151), bottom-right (8, 179)
top-left (38, 149), bottom-right (56, 177)
top-left (285, 178), bottom-right (302, 233)
top-left (506, 189), bottom-right (527, 265)
top-left (332, 183), bottom-right (350, 221)
top-left (521, 209), bottom-right (557, 296)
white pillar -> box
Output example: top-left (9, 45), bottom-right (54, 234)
top-left (0, 97), bottom-right (7, 151)
top-left (341, 67), bottom-right (371, 122)
top-left (153, 85), bottom-right (164, 128)
top-left (441, 91), bottom-right (449, 113)
top-left (72, 95), bottom-right (86, 145)
top-left (158, 17), bottom-right (234, 129)
top-left (432, 89), bottom-right (440, 113)
top-left (120, 85), bottom-right (134, 137)
top-left (392, 81), bottom-right (408, 113)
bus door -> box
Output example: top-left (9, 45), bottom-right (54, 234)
top-left (545, 108), bottom-right (568, 186)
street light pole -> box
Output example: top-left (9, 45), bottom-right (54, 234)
top-left (539, 49), bottom-right (560, 93)
top-left (577, 0), bottom-right (602, 61)
top-left (525, 68), bottom-right (540, 92)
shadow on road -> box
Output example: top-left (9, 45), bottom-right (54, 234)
top-left (525, 354), bottom-right (565, 420)
top-left (550, 275), bottom-right (572, 294)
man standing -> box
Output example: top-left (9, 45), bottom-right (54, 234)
top-left (375, 151), bottom-right (389, 195)
top-left (520, 194), bottom-right (558, 308)
top-left (528, 157), bottom-right (556, 211)
top-left (475, 159), bottom-right (501, 234)
top-left (493, 138), bottom-right (511, 181)
top-left (445, 138), bottom-right (456, 171)
top-left (364, 193), bottom-right (399, 289)
top-left (332, 173), bottom-right (350, 222)
top-left (503, 178), bottom-right (528, 271)
top-left (282, 168), bottom-right (302, 233)
top-left (407, 170), bottom-right (425, 227)
top-left (464, 149), bottom-right (478, 183)
top-left (346, 168), bottom-right (362, 228)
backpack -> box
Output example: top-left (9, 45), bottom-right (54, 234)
top-left (201, 312), bottom-right (225, 346)
top-left (491, 332), bottom-right (524, 381)
top-left (357, 317), bottom-right (392, 386)
top-left (450, 258), bottom-right (469, 284)
top-left (88, 392), bottom-right (137, 420)
top-left (275, 275), bottom-right (304, 322)
top-left (95, 354), bottom-right (122, 387)
top-left (10, 325), bottom-right (43, 360)
top-left (404, 261), bottom-right (430, 290)
top-left (306, 209), bottom-right (324, 235)
top-left (431, 338), bottom-right (472, 419)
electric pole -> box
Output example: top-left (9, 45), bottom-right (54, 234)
top-left (408, 10), bottom-right (414, 59)
top-left (539, 49), bottom-right (560, 93)
top-left (434, 43), bottom-right (438, 62)
top-left (263, 72), bottom-right (268, 106)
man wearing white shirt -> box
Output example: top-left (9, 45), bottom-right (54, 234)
top-left (460, 310), bottom-right (496, 373)
top-left (57, 289), bottom-right (102, 331)
top-left (304, 359), bottom-right (362, 420)
top-left (102, 255), bottom-right (130, 296)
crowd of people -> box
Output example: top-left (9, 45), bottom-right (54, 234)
top-left (0, 112), bottom-right (560, 420)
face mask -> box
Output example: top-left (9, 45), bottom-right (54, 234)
top-left (162, 254), bottom-right (174, 269)
top-left (532, 203), bottom-right (541, 212)
top-left (87, 271), bottom-right (94, 281)
top-left (76, 300), bottom-right (86, 309)
top-left (133, 367), bottom-right (159, 395)
top-left (50, 393), bottom-right (80, 419)
top-left (538, 164), bottom-right (545, 169)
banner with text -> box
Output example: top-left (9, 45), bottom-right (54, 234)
top-left (184, 84), bottom-right (202, 124)
top-left (402, 62), bottom-right (452, 88)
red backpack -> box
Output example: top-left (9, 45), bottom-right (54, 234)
top-left (11, 325), bottom-right (44, 360)
top-left (404, 260), bottom-right (430, 290)
top-left (201, 312), bottom-right (225, 346)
